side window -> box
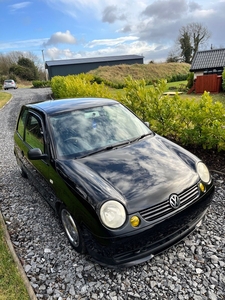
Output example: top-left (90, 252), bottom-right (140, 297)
top-left (17, 108), bottom-right (28, 138)
top-left (25, 113), bottom-right (44, 153)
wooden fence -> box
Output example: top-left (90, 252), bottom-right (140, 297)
top-left (194, 74), bottom-right (222, 93)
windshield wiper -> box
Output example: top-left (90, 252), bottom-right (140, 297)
top-left (77, 134), bottom-right (152, 159)
top-left (139, 132), bottom-right (153, 139)
top-left (78, 141), bottom-right (130, 158)
top-left (129, 132), bottom-right (153, 144)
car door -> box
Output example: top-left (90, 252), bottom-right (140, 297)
top-left (15, 108), bottom-right (58, 207)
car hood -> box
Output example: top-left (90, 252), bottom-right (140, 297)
top-left (57, 135), bottom-right (199, 213)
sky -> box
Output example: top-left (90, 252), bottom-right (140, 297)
top-left (0, 0), bottom-right (225, 65)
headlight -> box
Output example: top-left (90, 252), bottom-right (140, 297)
top-left (100, 200), bottom-right (126, 229)
top-left (197, 162), bottom-right (210, 183)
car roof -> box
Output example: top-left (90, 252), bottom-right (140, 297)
top-left (26, 98), bottom-right (119, 115)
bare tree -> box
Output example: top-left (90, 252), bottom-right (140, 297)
top-left (0, 51), bottom-right (43, 79)
top-left (177, 22), bottom-right (211, 63)
top-left (0, 54), bottom-right (13, 75)
top-left (166, 43), bottom-right (183, 63)
top-left (190, 23), bottom-right (211, 57)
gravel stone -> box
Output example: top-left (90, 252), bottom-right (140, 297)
top-left (0, 88), bottom-right (225, 299)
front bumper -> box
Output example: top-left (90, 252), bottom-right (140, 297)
top-left (84, 184), bottom-right (214, 267)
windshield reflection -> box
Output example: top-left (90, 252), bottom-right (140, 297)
top-left (49, 103), bottom-right (152, 158)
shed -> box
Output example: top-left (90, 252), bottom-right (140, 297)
top-left (189, 48), bottom-right (225, 93)
top-left (45, 55), bottom-right (144, 80)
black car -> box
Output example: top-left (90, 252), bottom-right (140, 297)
top-left (14, 98), bottom-right (214, 267)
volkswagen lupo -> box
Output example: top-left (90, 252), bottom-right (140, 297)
top-left (14, 98), bottom-right (214, 267)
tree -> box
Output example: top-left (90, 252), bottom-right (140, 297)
top-left (179, 31), bottom-right (192, 63)
top-left (177, 22), bottom-right (211, 63)
top-left (9, 57), bottom-right (39, 81)
top-left (166, 51), bottom-right (180, 63)
top-left (0, 54), bottom-right (12, 75)
top-left (166, 44), bottom-right (182, 63)
top-left (0, 51), bottom-right (43, 81)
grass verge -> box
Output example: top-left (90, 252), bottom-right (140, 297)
top-left (0, 224), bottom-right (30, 300)
top-left (0, 92), bottom-right (11, 108)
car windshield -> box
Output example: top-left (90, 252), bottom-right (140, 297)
top-left (49, 103), bottom-right (152, 158)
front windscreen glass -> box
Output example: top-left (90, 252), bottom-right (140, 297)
top-left (49, 103), bottom-right (152, 158)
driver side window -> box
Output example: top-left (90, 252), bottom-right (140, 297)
top-left (25, 114), bottom-right (44, 153)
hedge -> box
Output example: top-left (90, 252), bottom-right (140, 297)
top-left (51, 74), bottom-right (225, 151)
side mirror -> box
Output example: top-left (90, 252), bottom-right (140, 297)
top-left (144, 121), bottom-right (149, 127)
top-left (28, 148), bottom-right (48, 160)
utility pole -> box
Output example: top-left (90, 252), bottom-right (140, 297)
top-left (42, 50), bottom-right (48, 81)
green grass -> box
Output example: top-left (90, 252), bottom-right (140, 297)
top-left (210, 92), bottom-right (225, 106)
top-left (89, 62), bottom-right (190, 85)
top-left (166, 80), bottom-right (187, 90)
top-left (0, 92), bottom-right (11, 108)
top-left (0, 226), bottom-right (29, 300)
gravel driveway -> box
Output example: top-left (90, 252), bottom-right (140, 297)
top-left (0, 88), bottom-right (225, 300)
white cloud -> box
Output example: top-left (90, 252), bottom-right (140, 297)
top-left (43, 30), bottom-right (77, 46)
top-left (45, 0), bottom-right (105, 18)
top-left (9, 2), bottom-right (31, 12)
top-left (86, 36), bottom-right (139, 48)
top-left (45, 47), bottom-right (77, 60)
top-left (45, 39), bottom-right (168, 63)
top-left (44, 0), bottom-right (148, 21)
top-left (0, 38), bottom-right (48, 51)
top-left (192, 8), bottom-right (215, 18)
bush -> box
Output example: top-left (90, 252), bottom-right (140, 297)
top-left (51, 74), bottom-right (112, 99)
top-left (222, 69), bottom-right (225, 91)
top-left (178, 84), bottom-right (188, 92)
top-left (50, 73), bottom-right (225, 151)
top-left (167, 73), bottom-right (188, 83)
top-left (9, 64), bottom-right (35, 81)
top-left (118, 77), bottom-right (225, 151)
top-left (186, 72), bottom-right (194, 89)
top-left (178, 92), bottom-right (225, 150)
top-left (32, 80), bottom-right (51, 88)
top-left (91, 75), bottom-right (126, 89)
top-left (119, 76), bottom-right (154, 122)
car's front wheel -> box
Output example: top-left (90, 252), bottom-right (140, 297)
top-left (60, 206), bottom-right (86, 253)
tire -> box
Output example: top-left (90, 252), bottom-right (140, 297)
top-left (16, 157), bottom-right (27, 178)
top-left (20, 167), bottom-right (27, 178)
top-left (60, 206), bottom-right (86, 253)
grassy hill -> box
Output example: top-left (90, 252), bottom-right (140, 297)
top-left (89, 62), bottom-right (191, 85)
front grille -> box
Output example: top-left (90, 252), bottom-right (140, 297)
top-left (140, 184), bottom-right (200, 222)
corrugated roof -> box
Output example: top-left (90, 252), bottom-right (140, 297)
top-left (190, 48), bottom-right (225, 71)
top-left (45, 55), bottom-right (144, 67)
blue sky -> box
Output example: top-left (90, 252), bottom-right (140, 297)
top-left (0, 0), bottom-right (225, 64)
